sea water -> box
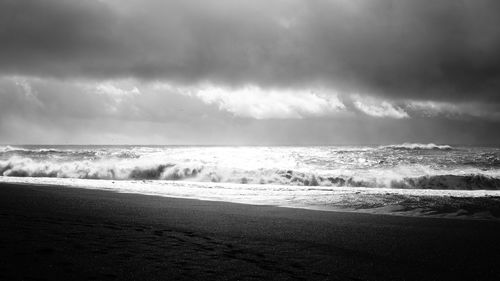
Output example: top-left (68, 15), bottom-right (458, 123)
top-left (1, 144), bottom-right (500, 217)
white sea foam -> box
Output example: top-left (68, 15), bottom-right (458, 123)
top-left (1, 156), bottom-right (500, 189)
top-left (0, 145), bottom-right (28, 153)
top-left (1, 145), bottom-right (499, 190)
top-left (2, 145), bottom-right (499, 219)
top-left (380, 143), bottom-right (453, 150)
top-left (1, 176), bottom-right (499, 219)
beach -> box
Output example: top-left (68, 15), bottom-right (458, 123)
top-left (1, 183), bottom-right (500, 280)
top-left (2, 0), bottom-right (500, 279)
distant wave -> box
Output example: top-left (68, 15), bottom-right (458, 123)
top-left (0, 145), bottom-right (28, 153)
top-left (380, 143), bottom-right (453, 150)
top-left (0, 145), bottom-right (76, 154)
top-left (1, 157), bottom-right (499, 190)
top-left (0, 146), bottom-right (140, 159)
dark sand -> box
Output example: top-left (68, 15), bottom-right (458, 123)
top-left (1, 183), bottom-right (500, 280)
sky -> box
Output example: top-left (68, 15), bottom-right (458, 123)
top-left (1, 0), bottom-right (500, 145)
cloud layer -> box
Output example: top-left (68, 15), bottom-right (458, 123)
top-left (2, 0), bottom-right (500, 102)
top-left (1, 0), bottom-right (500, 144)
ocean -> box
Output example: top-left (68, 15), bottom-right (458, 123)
top-left (1, 144), bottom-right (500, 217)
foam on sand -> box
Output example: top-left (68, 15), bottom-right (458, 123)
top-left (2, 176), bottom-right (499, 220)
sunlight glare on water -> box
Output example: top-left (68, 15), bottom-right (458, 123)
top-left (1, 144), bottom-right (500, 190)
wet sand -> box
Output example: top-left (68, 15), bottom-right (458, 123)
top-left (1, 183), bottom-right (499, 280)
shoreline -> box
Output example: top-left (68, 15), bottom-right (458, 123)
top-left (2, 176), bottom-right (500, 220)
top-left (1, 182), bottom-right (500, 280)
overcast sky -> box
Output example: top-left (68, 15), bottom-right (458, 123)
top-left (1, 0), bottom-right (499, 145)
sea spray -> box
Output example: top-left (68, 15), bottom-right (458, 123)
top-left (1, 144), bottom-right (500, 190)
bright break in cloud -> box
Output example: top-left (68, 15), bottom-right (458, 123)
top-left (1, 0), bottom-right (500, 144)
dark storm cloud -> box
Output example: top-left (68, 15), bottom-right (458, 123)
top-left (1, 0), bottom-right (500, 103)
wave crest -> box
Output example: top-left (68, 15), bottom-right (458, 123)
top-left (380, 143), bottom-right (453, 150)
top-left (1, 157), bottom-right (499, 190)
top-left (275, 171), bottom-right (500, 190)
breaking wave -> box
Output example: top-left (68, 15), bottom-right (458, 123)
top-left (0, 146), bottom-right (140, 159)
top-left (1, 157), bottom-right (499, 190)
top-left (380, 143), bottom-right (453, 150)
top-left (0, 146), bottom-right (28, 153)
